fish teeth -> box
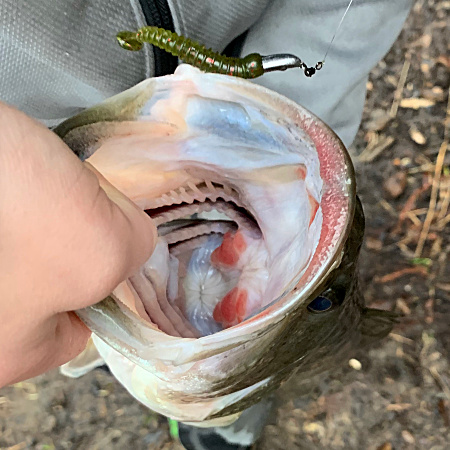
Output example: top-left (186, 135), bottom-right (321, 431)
top-left (148, 179), bottom-right (244, 211)
top-left (223, 184), bottom-right (232, 196)
top-left (205, 180), bottom-right (216, 197)
top-left (188, 182), bottom-right (203, 196)
top-left (178, 187), bottom-right (193, 203)
top-left (169, 190), bottom-right (182, 204)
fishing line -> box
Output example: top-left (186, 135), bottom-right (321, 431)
top-left (321, 0), bottom-right (355, 65)
top-left (116, 0), bottom-right (355, 79)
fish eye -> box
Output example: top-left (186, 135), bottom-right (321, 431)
top-left (307, 296), bottom-right (333, 313)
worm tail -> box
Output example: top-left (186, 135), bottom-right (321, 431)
top-left (118, 26), bottom-right (264, 79)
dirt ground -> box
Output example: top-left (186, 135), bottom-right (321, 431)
top-left (1, 1), bottom-right (449, 449)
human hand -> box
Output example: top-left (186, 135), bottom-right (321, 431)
top-left (0, 102), bottom-right (156, 387)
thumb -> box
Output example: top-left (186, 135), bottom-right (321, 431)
top-left (61, 162), bottom-right (158, 312)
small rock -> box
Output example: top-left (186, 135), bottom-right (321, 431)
top-left (421, 34), bottom-right (432, 49)
top-left (365, 108), bottom-right (391, 131)
top-left (41, 415), bottom-right (57, 433)
top-left (402, 429), bottom-right (415, 444)
top-left (383, 171), bottom-right (407, 198)
top-left (409, 127), bottom-right (427, 145)
top-left (348, 359), bottom-right (362, 370)
top-left (303, 421), bottom-right (325, 439)
top-left (421, 63), bottom-right (431, 75)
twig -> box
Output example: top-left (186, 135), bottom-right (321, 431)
top-left (415, 95), bottom-right (450, 257)
top-left (392, 181), bottom-right (431, 233)
top-left (408, 208), bottom-right (429, 216)
top-left (436, 213), bottom-right (450, 229)
top-left (358, 135), bottom-right (395, 162)
top-left (404, 211), bottom-right (422, 227)
top-left (429, 367), bottom-right (450, 401)
top-left (6, 444), bottom-right (27, 450)
top-left (408, 163), bottom-right (435, 174)
top-left (437, 183), bottom-right (450, 221)
top-left (399, 182), bottom-right (431, 221)
top-left (379, 199), bottom-right (397, 217)
top-left (375, 266), bottom-right (428, 283)
top-left (389, 333), bottom-right (415, 345)
top-left (386, 403), bottom-right (412, 412)
top-left (436, 282), bottom-right (450, 292)
top-left (390, 54), bottom-right (411, 118)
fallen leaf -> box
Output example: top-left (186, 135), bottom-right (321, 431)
top-left (383, 171), bottom-right (407, 198)
top-left (400, 98), bottom-right (435, 109)
top-left (365, 236), bottom-right (383, 251)
top-left (422, 86), bottom-right (445, 102)
top-left (6, 443), bottom-right (27, 450)
top-left (437, 399), bottom-right (449, 427)
top-left (436, 55), bottom-right (450, 68)
top-left (436, 1), bottom-right (450, 10)
top-left (432, 20), bottom-right (448, 28)
top-left (410, 257), bottom-right (432, 267)
top-left (303, 422), bottom-right (325, 437)
top-left (376, 443), bottom-right (393, 450)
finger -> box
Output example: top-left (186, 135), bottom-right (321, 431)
top-left (1, 312), bottom-right (91, 386)
top-left (0, 103), bottom-right (158, 316)
top-left (52, 161), bottom-right (158, 312)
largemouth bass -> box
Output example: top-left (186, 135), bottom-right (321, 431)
top-left (56, 65), bottom-right (395, 426)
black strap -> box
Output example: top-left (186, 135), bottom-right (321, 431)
top-left (138, 0), bottom-right (178, 76)
top-left (222, 30), bottom-right (249, 58)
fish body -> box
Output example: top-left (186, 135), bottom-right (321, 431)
top-left (56, 65), bottom-right (395, 426)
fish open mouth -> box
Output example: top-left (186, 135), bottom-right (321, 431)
top-left (144, 178), bottom-right (260, 337)
top-left (71, 66), bottom-right (326, 339)
top-left (57, 66), bottom-right (357, 424)
top-left (105, 166), bottom-right (321, 338)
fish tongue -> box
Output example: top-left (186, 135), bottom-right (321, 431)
top-left (129, 239), bottom-right (199, 338)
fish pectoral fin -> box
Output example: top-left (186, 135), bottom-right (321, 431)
top-left (60, 337), bottom-right (105, 378)
top-left (359, 308), bottom-right (399, 346)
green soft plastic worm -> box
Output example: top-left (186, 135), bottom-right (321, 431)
top-left (117, 27), bottom-right (264, 79)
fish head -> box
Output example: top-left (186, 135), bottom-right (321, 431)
top-left (56, 65), bottom-right (395, 425)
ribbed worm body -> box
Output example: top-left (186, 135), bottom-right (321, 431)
top-left (117, 27), bottom-right (264, 79)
